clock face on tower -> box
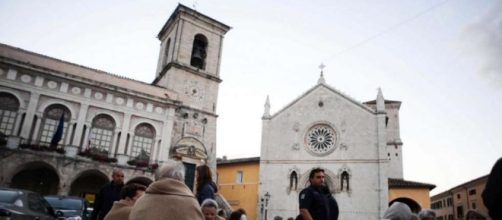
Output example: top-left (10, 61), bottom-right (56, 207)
top-left (184, 80), bottom-right (204, 100)
top-left (304, 124), bottom-right (337, 156)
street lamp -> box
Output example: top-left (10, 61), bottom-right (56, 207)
top-left (264, 192), bottom-right (271, 220)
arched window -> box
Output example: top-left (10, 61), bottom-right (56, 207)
top-left (190, 34), bottom-right (208, 69)
top-left (131, 123), bottom-right (155, 158)
top-left (0, 92), bottom-right (19, 135)
top-left (90, 114), bottom-right (115, 152)
top-left (164, 38), bottom-right (171, 65)
top-left (39, 104), bottom-right (70, 145)
top-left (289, 171), bottom-right (298, 191)
top-left (341, 171), bottom-right (350, 191)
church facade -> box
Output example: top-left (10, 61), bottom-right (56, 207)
top-left (258, 75), bottom-right (405, 220)
top-left (0, 4), bottom-right (229, 200)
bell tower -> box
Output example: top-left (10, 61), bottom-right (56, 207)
top-left (152, 4), bottom-right (230, 113)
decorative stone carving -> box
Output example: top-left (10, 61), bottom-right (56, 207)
top-left (291, 143), bottom-right (300, 151)
top-left (184, 121), bottom-right (203, 137)
top-left (304, 124), bottom-right (337, 156)
top-left (21, 74), bottom-right (32, 83)
top-left (293, 122), bottom-right (300, 132)
top-left (94, 92), bottom-right (103, 100)
top-left (339, 143), bottom-right (349, 151)
top-left (115, 97), bottom-right (124, 105)
top-left (71, 87), bottom-right (81, 95)
top-left (65, 145), bottom-right (79, 158)
top-left (116, 154), bottom-right (130, 165)
top-left (174, 137), bottom-right (207, 159)
top-left (47, 81), bottom-right (58, 89)
top-left (136, 102), bottom-right (145, 110)
top-left (6, 136), bottom-right (21, 149)
top-left (155, 107), bottom-right (163, 114)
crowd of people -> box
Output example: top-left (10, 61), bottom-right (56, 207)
top-left (90, 162), bottom-right (245, 220)
top-left (89, 157), bottom-right (501, 220)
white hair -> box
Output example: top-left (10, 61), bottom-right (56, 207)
top-left (201, 198), bottom-right (219, 209)
top-left (383, 202), bottom-right (412, 220)
top-left (155, 160), bottom-right (185, 181)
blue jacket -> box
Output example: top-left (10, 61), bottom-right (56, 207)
top-left (196, 182), bottom-right (217, 204)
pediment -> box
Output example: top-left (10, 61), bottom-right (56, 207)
top-left (269, 83), bottom-right (375, 119)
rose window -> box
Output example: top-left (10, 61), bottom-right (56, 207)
top-left (305, 124), bottom-right (336, 155)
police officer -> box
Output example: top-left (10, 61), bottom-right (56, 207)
top-left (299, 168), bottom-right (337, 220)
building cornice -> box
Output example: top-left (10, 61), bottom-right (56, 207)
top-left (152, 62), bottom-right (222, 85)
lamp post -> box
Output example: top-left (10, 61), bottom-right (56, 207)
top-left (260, 197), bottom-right (265, 220)
top-left (264, 192), bottom-right (270, 220)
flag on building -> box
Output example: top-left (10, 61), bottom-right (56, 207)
top-left (50, 113), bottom-right (65, 148)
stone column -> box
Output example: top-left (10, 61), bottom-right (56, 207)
top-left (117, 113), bottom-right (131, 155)
top-left (82, 123), bottom-right (91, 149)
top-left (64, 121), bottom-right (76, 145)
top-left (20, 92), bottom-right (40, 139)
top-left (151, 137), bottom-right (161, 163)
top-left (158, 108), bottom-right (175, 163)
top-left (12, 110), bottom-right (25, 136)
top-left (126, 131), bottom-right (134, 156)
top-left (72, 104), bottom-right (89, 146)
top-left (110, 129), bottom-right (119, 157)
top-left (30, 113), bottom-right (42, 143)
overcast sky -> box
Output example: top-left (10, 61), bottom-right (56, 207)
top-left (1, 0), bottom-right (501, 194)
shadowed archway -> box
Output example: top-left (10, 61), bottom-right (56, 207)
top-left (10, 161), bottom-right (60, 195)
top-left (69, 169), bottom-right (109, 197)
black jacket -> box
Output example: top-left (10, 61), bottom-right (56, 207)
top-left (482, 158), bottom-right (502, 220)
top-left (91, 181), bottom-right (123, 220)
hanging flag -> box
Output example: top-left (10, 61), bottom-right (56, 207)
top-left (50, 112), bottom-right (65, 148)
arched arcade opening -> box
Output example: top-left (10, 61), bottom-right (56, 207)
top-left (10, 161), bottom-right (60, 195)
top-left (69, 169), bottom-right (109, 206)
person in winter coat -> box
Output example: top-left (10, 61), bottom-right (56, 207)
top-left (229, 208), bottom-right (247, 220)
top-left (196, 165), bottom-right (218, 204)
top-left (129, 161), bottom-right (204, 220)
top-left (103, 183), bottom-right (146, 220)
top-left (417, 209), bottom-right (435, 220)
top-left (482, 157), bottom-right (502, 220)
top-left (91, 169), bottom-right (124, 220)
top-left (383, 202), bottom-right (412, 220)
top-left (320, 185), bottom-right (339, 220)
top-left (465, 210), bottom-right (486, 220)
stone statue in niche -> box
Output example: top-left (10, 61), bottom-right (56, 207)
top-left (289, 171), bottom-right (298, 191)
top-left (187, 146), bottom-right (196, 156)
top-left (341, 171), bottom-right (350, 191)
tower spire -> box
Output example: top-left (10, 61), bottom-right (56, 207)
top-left (318, 63), bottom-right (326, 84)
top-left (376, 87), bottom-right (385, 113)
top-left (263, 95), bottom-right (271, 118)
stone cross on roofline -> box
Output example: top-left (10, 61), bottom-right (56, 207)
top-left (318, 63), bottom-right (326, 84)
